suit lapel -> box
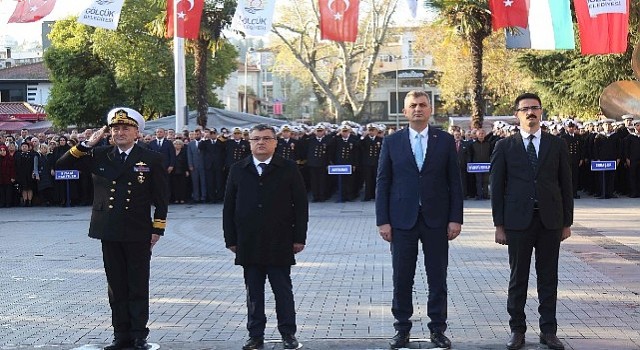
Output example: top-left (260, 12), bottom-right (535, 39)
top-left (537, 133), bottom-right (551, 174)
top-left (422, 128), bottom-right (439, 171)
top-left (399, 128), bottom-right (418, 169)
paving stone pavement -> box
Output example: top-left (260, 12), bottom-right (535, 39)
top-left (0, 196), bottom-right (639, 350)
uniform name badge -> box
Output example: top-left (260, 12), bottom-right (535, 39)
top-left (134, 161), bottom-right (149, 184)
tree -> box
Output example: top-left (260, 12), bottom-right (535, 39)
top-left (414, 23), bottom-right (534, 116)
top-left (271, 0), bottom-right (400, 122)
top-left (44, 21), bottom-right (119, 128)
top-left (424, 0), bottom-right (492, 127)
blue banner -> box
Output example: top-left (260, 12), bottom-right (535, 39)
top-left (55, 170), bottom-right (80, 180)
top-left (467, 163), bottom-right (491, 173)
top-left (328, 165), bottom-right (352, 175)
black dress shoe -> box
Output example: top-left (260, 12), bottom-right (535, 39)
top-left (103, 338), bottom-right (132, 350)
top-left (389, 331), bottom-right (410, 349)
top-left (242, 336), bottom-right (264, 350)
top-left (430, 332), bottom-right (451, 349)
top-left (282, 334), bottom-right (299, 349)
top-left (133, 338), bottom-right (149, 350)
top-left (506, 332), bottom-right (525, 350)
top-left (540, 333), bottom-right (564, 350)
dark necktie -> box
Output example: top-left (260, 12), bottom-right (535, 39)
top-left (119, 151), bottom-right (127, 164)
top-left (258, 162), bottom-right (267, 176)
top-left (527, 134), bottom-right (538, 173)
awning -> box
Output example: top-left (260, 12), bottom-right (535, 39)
top-left (0, 121), bottom-right (31, 132)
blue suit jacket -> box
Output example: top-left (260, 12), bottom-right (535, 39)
top-left (376, 127), bottom-right (464, 230)
top-left (148, 138), bottom-right (176, 170)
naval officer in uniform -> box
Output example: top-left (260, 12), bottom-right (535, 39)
top-left (57, 107), bottom-right (169, 350)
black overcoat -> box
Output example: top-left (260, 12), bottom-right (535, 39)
top-left (223, 155), bottom-right (308, 266)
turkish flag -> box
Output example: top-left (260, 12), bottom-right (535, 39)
top-left (8, 0), bottom-right (57, 23)
top-left (574, 0), bottom-right (629, 55)
top-left (166, 0), bottom-right (205, 39)
top-left (319, 0), bottom-right (359, 42)
top-left (489, 0), bottom-right (528, 31)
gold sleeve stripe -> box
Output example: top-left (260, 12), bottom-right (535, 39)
top-left (69, 146), bottom-right (87, 158)
top-left (153, 219), bottom-right (167, 229)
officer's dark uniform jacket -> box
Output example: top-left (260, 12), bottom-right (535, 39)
top-left (225, 139), bottom-right (251, 168)
top-left (57, 143), bottom-right (169, 241)
top-left (360, 135), bottom-right (383, 166)
top-left (276, 138), bottom-right (300, 161)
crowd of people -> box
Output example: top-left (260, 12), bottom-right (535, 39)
top-left (0, 112), bottom-right (639, 208)
top-left (453, 115), bottom-right (640, 201)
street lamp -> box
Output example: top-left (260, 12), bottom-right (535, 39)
top-left (243, 47), bottom-right (254, 113)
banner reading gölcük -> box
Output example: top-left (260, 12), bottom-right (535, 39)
top-left (231, 0), bottom-right (276, 37)
top-left (78, 0), bottom-right (126, 31)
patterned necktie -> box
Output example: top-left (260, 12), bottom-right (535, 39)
top-left (527, 134), bottom-right (538, 173)
top-left (415, 134), bottom-right (424, 169)
top-left (119, 152), bottom-right (127, 164)
top-left (258, 163), bottom-right (267, 176)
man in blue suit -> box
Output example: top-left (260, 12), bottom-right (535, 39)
top-left (376, 90), bottom-right (463, 349)
top-left (148, 128), bottom-right (176, 174)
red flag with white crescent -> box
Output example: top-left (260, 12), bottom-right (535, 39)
top-left (8, 0), bottom-right (57, 23)
top-left (319, 0), bottom-right (359, 42)
top-left (166, 0), bottom-right (205, 39)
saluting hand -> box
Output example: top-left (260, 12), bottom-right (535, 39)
top-left (87, 126), bottom-right (108, 147)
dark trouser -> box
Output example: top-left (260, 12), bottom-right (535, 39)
top-left (243, 265), bottom-right (296, 337)
top-left (101, 241), bottom-right (152, 340)
top-left (570, 161), bottom-right (580, 196)
top-left (629, 160), bottom-right (640, 197)
top-left (391, 214), bottom-right (448, 334)
top-left (506, 211), bottom-right (561, 335)
top-left (338, 173), bottom-right (354, 201)
top-left (362, 165), bottom-right (377, 200)
top-left (191, 167), bottom-right (207, 201)
top-left (309, 166), bottom-right (327, 201)
top-left (475, 173), bottom-right (489, 198)
top-left (213, 165), bottom-right (225, 201)
top-left (458, 167), bottom-right (467, 198)
top-left (0, 184), bottom-right (13, 207)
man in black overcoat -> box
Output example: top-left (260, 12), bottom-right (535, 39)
top-left (223, 124), bottom-right (309, 350)
top-left (57, 107), bottom-right (169, 350)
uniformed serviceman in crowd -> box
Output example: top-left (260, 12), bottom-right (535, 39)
top-left (624, 119), bottom-right (640, 198)
top-left (225, 127), bottom-right (252, 176)
top-left (304, 124), bottom-right (333, 202)
top-left (331, 124), bottom-right (360, 201)
top-left (615, 115), bottom-right (635, 196)
top-left (57, 107), bottom-right (169, 350)
top-left (593, 119), bottom-right (622, 199)
top-left (560, 120), bottom-right (583, 199)
top-left (359, 123), bottom-right (383, 201)
top-left (275, 125), bottom-right (301, 162)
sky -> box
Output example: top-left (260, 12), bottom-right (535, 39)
top-left (0, 0), bottom-right (428, 46)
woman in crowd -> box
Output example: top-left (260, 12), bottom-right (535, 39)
top-left (35, 143), bottom-right (55, 206)
top-left (15, 142), bottom-right (37, 206)
top-left (0, 144), bottom-right (16, 207)
top-left (171, 139), bottom-right (189, 204)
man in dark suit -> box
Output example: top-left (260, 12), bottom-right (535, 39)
top-left (452, 129), bottom-right (471, 198)
top-left (199, 128), bottom-right (226, 202)
top-left (224, 124), bottom-right (308, 350)
top-left (57, 107), bottom-right (169, 350)
top-left (376, 90), bottom-right (463, 349)
top-left (490, 93), bottom-right (573, 350)
top-left (148, 127), bottom-right (176, 174)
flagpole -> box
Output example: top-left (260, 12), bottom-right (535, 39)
top-left (174, 0), bottom-right (188, 132)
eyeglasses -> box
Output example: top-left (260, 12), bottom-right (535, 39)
top-left (248, 136), bottom-right (276, 142)
top-left (516, 106), bottom-right (542, 112)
